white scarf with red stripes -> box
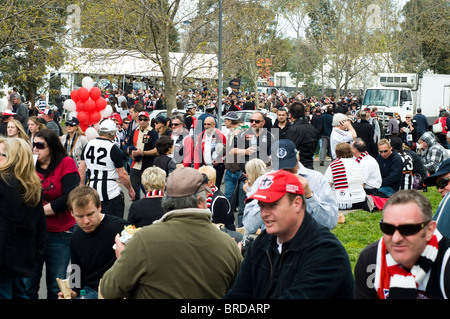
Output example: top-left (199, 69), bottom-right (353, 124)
top-left (355, 151), bottom-right (368, 163)
top-left (375, 229), bottom-right (442, 299)
top-left (330, 158), bottom-right (352, 209)
top-left (206, 185), bottom-right (218, 209)
top-left (145, 190), bottom-right (163, 197)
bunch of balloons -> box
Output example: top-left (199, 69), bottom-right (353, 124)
top-left (63, 76), bottom-right (113, 132)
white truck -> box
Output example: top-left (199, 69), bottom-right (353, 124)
top-left (362, 73), bottom-right (450, 126)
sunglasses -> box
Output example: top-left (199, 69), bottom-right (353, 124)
top-left (33, 141), bottom-right (48, 150)
top-left (249, 119), bottom-right (262, 123)
top-left (139, 118), bottom-right (149, 122)
top-left (65, 123), bottom-right (77, 127)
top-left (171, 123), bottom-right (182, 127)
top-left (379, 220), bottom-right (430, 236)
top-left (379, 150), bottom-right (389, 153)
top-left (437, 177), bottom-right (450, 190)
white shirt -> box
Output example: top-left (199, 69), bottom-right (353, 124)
top-left (325, 158), bottom-right (366, 204)
top-left (330, 128), bottom-right (354, 159)
top-left (355, 154), bottom-right (382, 189)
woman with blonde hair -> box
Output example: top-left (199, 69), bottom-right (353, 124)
top-left (6, 119), bottom-right (31, 145)
top-left (27, 116), bottom-right (46, 141)
top-left (60, 117), bottom-right (88, 168)
top-left (0, 137), bottom-right (46, 299)
top-left (127, 166), bottom-right (167, 227)
top-left (241, 158), bottom-right (268, 235)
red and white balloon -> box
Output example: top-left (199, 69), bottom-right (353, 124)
top-left (63, 77), bottom-right (112, 132)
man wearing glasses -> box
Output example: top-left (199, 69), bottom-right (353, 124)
top-left (354, 190), bottom-right (450, 299)
top-left (170, 115), bottom-right (193, 168)
top-left (126, 111), bottom-right (158, 201)
top-left (231, 111), bottom-right (275, 227)
top-left (376, 139), bottom-right (403, 196)
top-left (424, 159), bottom-right (450, 238)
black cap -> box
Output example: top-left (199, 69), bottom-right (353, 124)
top-left (424, 159), bottom-right (450, 186)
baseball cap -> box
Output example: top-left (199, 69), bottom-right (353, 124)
top-left (138, 111), bottom-right (149, 118)
top-left (246, 170), bottom-right (304, 203)
top-left (185, 102), bottom-right (196, 109)
top-left (223, 111), bottom-right (238, 120)
top-left (154, 115), bottom-right (167, 124)
top-left (424, 159), bottom-right (450, 186)
top-left (165, 167), bottom-right (211, 197)
top-left (66, 117), bottom-right (79, 126)
top-left (41, 109), bottom-right (54, 116)
top-left (271, 139), bottom-right (298, 171)
top-left (2, 110), bottom-right (16, 116)
top-left (98, 119), bottom-right (117, 132)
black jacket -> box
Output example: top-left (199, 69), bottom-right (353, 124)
top-left (0, 176), bottom-right (47, 277)
top-left (224, 213), bottom-right (354, 298)
top-left (285, 117), bottom-right (319, 170)
top-left (353, 119), bottom-right (377, 158)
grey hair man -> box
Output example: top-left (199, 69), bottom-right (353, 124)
top-left (100, 167), bottom-right (243, 299)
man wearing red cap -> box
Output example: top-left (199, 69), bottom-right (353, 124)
top-left (224, 169), bottom-right (354, 299)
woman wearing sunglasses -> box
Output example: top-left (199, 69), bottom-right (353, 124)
top-left (60, 117), bottom-right (88, 168)
top-left (23, 129), bottom-right (80, 299)
top-left (354, 190), bottom-right (450, 299)
top-left (0, 137), bottom-right (46, 299)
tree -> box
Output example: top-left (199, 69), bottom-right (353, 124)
top-left (0, 0), bottom-right (69, 104)
top-left (399, 0), bottom-right (450, 74)
top-left (72, 0), bottom-right (218, 114)
top-left (220, 0), bottom-right (288, 106)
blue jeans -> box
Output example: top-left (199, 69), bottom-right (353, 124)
top-left (23, 227), bottom-right (74, 299)
top-left (224, 170), bottom-right (241, 200)
top-left (0, 277), bottom-right (28, 299)
top-left (224, 170), bottom-right (246, 227)
top-left (379, 186), bottom-right (396, 197)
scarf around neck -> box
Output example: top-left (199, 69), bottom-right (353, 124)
top-left (375, 229), bottom-right (442, 299)
top-left (206, 185), bottom-right (218, 209)
top-left (146, 190), bottom-right (163, 197)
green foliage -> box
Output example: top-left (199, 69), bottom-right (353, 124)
top-left (0, 0), bottom-right (69, 102)
top-left (332, 187), bottom-right (444, 272)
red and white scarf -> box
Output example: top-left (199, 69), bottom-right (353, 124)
top-left (355, 151), bottom-right (368, 163)
top-left (375, 229), bottom-right (442, 299)
top-left (330, 158), bottom-right (352, 209)
top-left (145, 190), bottom-right (164, 197)
top-left (206, 185), bottom-right (218, 209)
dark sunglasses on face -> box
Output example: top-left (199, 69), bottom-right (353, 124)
top-left (139, 118), bottom-right (149, 122)
top-left (250, 119), bottom-right (262, 123)
top-left (33, 141), bottom-right (47, 150)
top-left (379, 150), bottom-right (389, 153)
top-left (171, 123), bottom-right (181, 127)
top-left (437, 177), bottom-right (450, 190)
top-left (379, 220), bottom-right (430, 236)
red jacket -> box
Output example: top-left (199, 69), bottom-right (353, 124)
top-left (194, 128), bottom-right (226, 169)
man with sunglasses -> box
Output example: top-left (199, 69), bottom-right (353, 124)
top-left (354, 190), bottom-right (450, 299)
top-left (424, 159), bottom-right (450, 238)
top-left (376, 139), bottom-right (403, 196)
top-left (126, 111), bottom-right (158, 201)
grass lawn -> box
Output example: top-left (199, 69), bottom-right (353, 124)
top-left (331, 187), bottom-right (443, 272)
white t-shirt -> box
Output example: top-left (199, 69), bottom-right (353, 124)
top-left (330, 128), bottom-right (354, 159)
top-left (325, 158), bottom-right (366, 204)
top-left (356, 154), bottom-right (382, 189)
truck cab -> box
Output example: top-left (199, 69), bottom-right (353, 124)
top-left (362, 73), bottom-right (416, 126)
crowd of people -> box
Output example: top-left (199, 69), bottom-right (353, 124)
top-left (1, 85), bottom-right (450, 301)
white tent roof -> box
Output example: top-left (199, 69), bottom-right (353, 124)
top-left (55, 47), bottom-right (218, 79)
